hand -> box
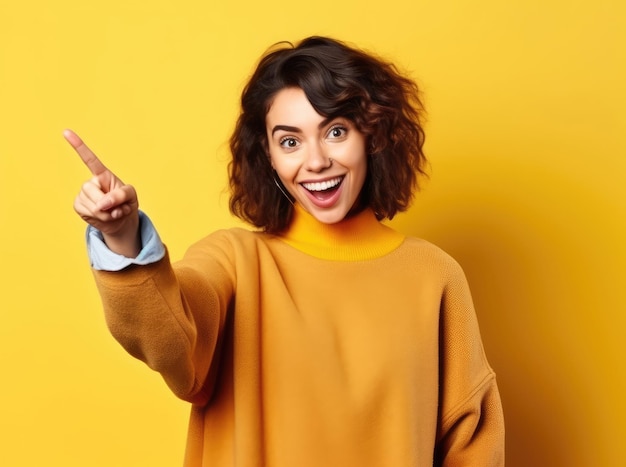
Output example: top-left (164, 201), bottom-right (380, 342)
top-left (65, 129), bottom-right (141, 257)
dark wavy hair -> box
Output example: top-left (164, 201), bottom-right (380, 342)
top-left (229, 36), bottom-right (427, 233)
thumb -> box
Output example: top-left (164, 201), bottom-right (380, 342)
top-left (96, 184), bottom-right (138, 212)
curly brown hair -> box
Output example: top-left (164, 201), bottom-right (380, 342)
top-left (229, 36), bottom-right (427, 233)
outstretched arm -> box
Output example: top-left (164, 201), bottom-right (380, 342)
top-left (65, 130), bottom-right (235, 402)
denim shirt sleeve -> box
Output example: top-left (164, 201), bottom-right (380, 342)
top-left (86, 211), bottom-right (166, 271)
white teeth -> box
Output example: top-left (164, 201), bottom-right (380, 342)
top-left (302, 176), bottom-right (343, 192)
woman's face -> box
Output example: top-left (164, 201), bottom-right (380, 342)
top-left (265, 87), bottom-right (368, 224)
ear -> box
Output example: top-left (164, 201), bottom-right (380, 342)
top-left (368, 141), bottom-right (376, 155)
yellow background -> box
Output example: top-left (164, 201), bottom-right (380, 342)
top-left (1, 0), bottom-right (624, 465)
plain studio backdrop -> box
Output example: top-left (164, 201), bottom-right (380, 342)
top-left (0, 1), bottom-right (624, 466)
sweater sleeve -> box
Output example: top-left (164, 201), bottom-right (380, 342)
top-left (91, 231), bottom-right (236, 406)
top-left (435, 260), bottom-right (505, 466)
top-left (87, 211), bottom-right (166, 271)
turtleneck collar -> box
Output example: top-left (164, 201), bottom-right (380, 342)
top-left (278, 204), bottom-right (405, 261)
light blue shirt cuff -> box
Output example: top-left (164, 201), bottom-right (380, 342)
top-left (86, 211), bottom-right (166, 271)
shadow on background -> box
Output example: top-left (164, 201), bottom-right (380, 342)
top-left (434, 214), bottom-right (591, 467)
top-left (392, 158), bottom-right (622, 466)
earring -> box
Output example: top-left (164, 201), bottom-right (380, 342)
top-left (273, 174), bottom-right (295, 205)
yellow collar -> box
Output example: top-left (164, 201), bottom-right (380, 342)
top-left (279, 204), bottom-right (405, 261)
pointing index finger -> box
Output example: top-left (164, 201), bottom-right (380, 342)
top-left (63, 129), bottom-right (108, 176)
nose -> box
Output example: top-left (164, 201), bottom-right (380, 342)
top-left (305, 141), bottom-right (332, 172)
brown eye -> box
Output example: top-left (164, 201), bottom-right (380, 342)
top-left (279, 137), bottom-right (299, 149)
top-left (328, 125), bottom-right (347, 139)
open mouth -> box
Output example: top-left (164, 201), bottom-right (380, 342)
top-left (301, 176), bottom-right (344, 200)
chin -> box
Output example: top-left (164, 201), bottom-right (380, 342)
top-left (313, 213), bottom-right (346, 224)
top-left (305, 205), bottom-right (352, 224)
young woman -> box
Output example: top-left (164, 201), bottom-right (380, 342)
top-left (67, 36), bottom-right (504, 467)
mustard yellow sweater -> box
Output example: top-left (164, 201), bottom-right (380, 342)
top-left (92, 206), bottom-right (504, 466)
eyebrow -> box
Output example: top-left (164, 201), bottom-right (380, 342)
top-left (270, 117), bottom-right (336, 136)
top-left (271, 125), bottom-right (301, 136)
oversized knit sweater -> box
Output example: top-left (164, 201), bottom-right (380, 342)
top-left (92, 206), bottom-right (505, 466)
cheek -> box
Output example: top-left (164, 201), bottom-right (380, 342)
top-left (345, 142), bottom-right (368, 173)
top-left (354, 163), bottom-right (368, 193)
top-left (350, 149), bottom-right (368, 192)
top-left (270, 155), bottom-right (298, 180)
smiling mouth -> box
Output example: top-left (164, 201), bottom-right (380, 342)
top-left (301, 176), bottom-right (344, 194)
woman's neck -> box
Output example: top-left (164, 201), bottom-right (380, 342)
top-left (278, 204), bottom-right (405, 261)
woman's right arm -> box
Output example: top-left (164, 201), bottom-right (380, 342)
top-left (92, 242), bottom-right (234, 406)
top-left (66, 130), bottom-right (232, 405)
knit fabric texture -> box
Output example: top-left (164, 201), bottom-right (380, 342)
top-left (92, 207), bottom-right (505, 466)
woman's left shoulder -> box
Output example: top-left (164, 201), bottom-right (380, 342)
top-left (397, 235), bottom-right (465, 274)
